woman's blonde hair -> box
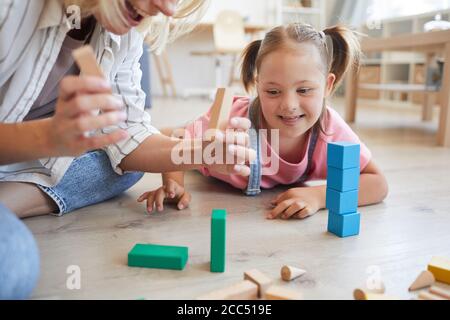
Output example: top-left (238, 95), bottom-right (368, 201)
top-left (241, 23), bottom-right (361, 135)
top-left (64, 0), bottom-right (209, 54)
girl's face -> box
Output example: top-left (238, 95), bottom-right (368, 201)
top-left (257, 43), bottom-right (335, 139)
top-left (94, 0), bottom-right (177, 35)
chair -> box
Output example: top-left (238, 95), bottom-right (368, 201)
top-left (184, 10), bottom-right (248, 98)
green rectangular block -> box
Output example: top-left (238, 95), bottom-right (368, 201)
top-left (128, 243), bottom-right (188, 270)
top-left (210, 209), bottom-right (226, 272)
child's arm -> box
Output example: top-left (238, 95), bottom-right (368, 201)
top-left (268, 160), bottom-right (388, 220)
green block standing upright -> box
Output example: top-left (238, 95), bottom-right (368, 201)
top-left (210, 209), bottom-right (226, 272)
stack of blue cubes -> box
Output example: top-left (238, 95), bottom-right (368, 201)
top-left (326, 142), bottom-right (361, 238)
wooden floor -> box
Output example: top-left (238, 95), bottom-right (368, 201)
top-left (27, 97), bottom-right (450, 300)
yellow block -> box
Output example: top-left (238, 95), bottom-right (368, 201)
top-left (427, 256), bottom-right (450, 285)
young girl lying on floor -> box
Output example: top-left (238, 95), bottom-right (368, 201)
top-left (138, 23), bottom-right (388, 219)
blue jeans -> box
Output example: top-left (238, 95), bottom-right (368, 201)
top-left (0, 150), bottom-right (143, 299)
top-left (38, 150), bottom-right (144, 215)
top-left (0, 204), bottom-right (40, 299)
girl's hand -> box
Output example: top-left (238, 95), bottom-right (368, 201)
top-left (137, 178), bottom-right (191, 213)
top-left (267, 186), bottom-right (325, 220)
top-left (47, 75), bottom-right (128, 157)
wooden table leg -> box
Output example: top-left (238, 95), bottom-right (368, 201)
top-left (345, 65), bottom-right (359, 123)
top-left (437, 43), bottom-right (450, 147)
top-left (422, 53), bottom-right (434, 122)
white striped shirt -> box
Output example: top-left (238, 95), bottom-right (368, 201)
top-left (0, 0), bottom-right (159, 187)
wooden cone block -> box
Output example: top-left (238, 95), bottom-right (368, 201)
top-left (280, 265), bottom-right (306, 281)
top-left (408, 270), bottom-right (435, 291)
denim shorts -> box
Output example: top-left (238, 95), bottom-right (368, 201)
top-left (38, 150), bottom-right (144, 215)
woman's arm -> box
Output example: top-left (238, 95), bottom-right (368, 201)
top-left (120, 118), bottom-right (256, 175)
top-left (0, 120), bottom-right (54, 165)
top-left (119, 133), bottom-right (201, 173)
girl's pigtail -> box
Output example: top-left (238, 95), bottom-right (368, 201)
top-left (323, 25), bottom-right (361, 91)
top-left (240, 40), bottom-right (262, 93)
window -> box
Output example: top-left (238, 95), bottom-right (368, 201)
top-left (367, 0), bottom-right (450, 21)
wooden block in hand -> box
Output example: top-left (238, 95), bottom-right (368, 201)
top-left (243, 269), bottom-right (273, 297)
top-left (207, 88), bottom-right (233, 132)
top-left (197, 280), bottom-right (258, 300)
top-left (72, 45), bottom-right (104, 78)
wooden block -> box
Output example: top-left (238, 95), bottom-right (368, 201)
top-left (243, 269), bottom-right (273, 297)
top-left (327, 211), bottom-right (360, 238)
top-left (353, 289), bottom-right (398, 300)
top-left (264, 285), bottom-right (302, 300)
top-left (198, 280), bottom-right (258, 300)
top-left (327, 166), bottom-right (360, 192)
top-left (207, 88), bottom-right (233, 131)
top-left (418, 291), bottom-right (446, 300)
top-left (280, 265), bottom-right (306, 281)
top-left (427, 256), bottom-right (450, 285)
top-left (326, 189), bottom-right (359, 215)
top-left (210, 209), bottom-right (226, 272)
top-left (327, 142), bottom-right (360, 170)
top-left (72, 45), bottom-right (104, 78)
top-left (127, 243), bottom-right (188, 270)
top-left (408, 270), bottom-right (435, 291)
top-left (429, 286), bottom-right (450, 300)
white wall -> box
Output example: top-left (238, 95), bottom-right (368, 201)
top-left (202, 0), bottom-right (276, 24)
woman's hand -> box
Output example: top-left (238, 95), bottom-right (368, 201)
top-left (267, 186), bottom-right (326, 220)
top-left (137, 178), bottom-right (191, 213)
top-left (46, 75), bottom-right (128, 157)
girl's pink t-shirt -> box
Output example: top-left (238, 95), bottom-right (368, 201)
top-left (184, 97), bottom-right (372, 190)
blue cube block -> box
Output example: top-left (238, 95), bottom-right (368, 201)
top-left (327, 142), bottom-right (360, 169)
top-left (326, 187), bottom-right (358, 214)
top-left (327, 211), bottom-right (360, 237)
top-left (327, 166), bottom-right (360, 192)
